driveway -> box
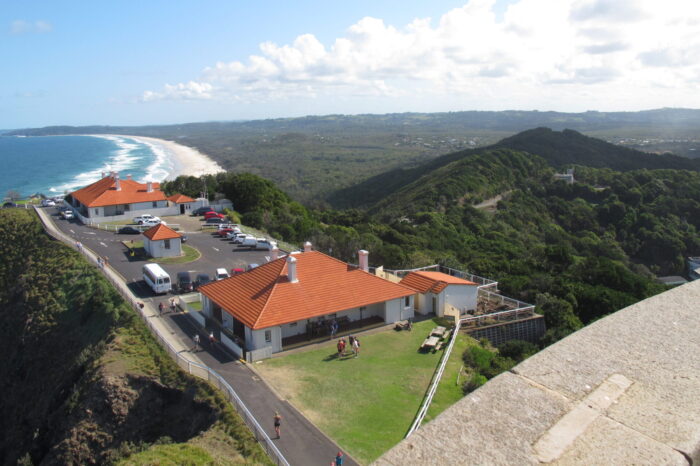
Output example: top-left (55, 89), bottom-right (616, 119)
top-left (48, 207), bottom-right (274, 297)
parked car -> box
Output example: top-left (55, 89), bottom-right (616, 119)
top-left (215, 268), bottom-right (230, 280)
top-left (60, 210), bottom-right (74, 220)
top-left (231, 267), bottom-right (245, 275)
top-left (247, 263), bottom-right (259, 271)
top-left (41, 199), bottom-right (56, 207)
top-left (133, 214), bottom-right (160, 224)
top-left (217, 223), bottom-right (239, 230)
top-left (205, 217), bottom-right (226, 224)
top-left (217, 227), bottom-right (241, 237)
top-left (204, 211), bottom-right (225, 220)
top-left (176, 271), bottom-right (193, 293)
top-left (232, 233), bottom-right (254, 244)
top-left (194, 273), bottom-right (211, 289)
top-left (118, 226), bottom-right (141, 234)
top-left (192, 206), bottom-right (214, 216)
top-left (181, 234), bottom-right (188, 243)
top-left (2, 201), bottom-right (17, 208)
top-left (239, 237), bottom-right (276, 250)
top-left (141, 219), bottom-right (166, 227)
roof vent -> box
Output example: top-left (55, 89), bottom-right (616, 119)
top-left (114, 174), bottom-right (121, 191)
top-left (271, 246), bottom-right (279, 261)
top-left (146, 181), bottom-right (153, 192)
top-left (126, 174), bottom-right (132, 180)
top-left (358, 250), bottom-right (369, 272)
top-left (287, 255), bottom-right (299, 283)
top-left (304, 241), bottom-right (312, 252)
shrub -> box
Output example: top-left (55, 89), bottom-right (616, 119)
top-left (463, 373), bottom-right (488, 393)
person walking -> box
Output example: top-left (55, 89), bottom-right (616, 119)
top-left (169, 298), bottom-right (176, 313)
top-left (158, 302), bottom-right (165, 316)
top-left (193, 333), bottom-right (200, 351)
top-left (335, 451), bottom-right (344, 465)
top-left (273, 411), bottom-right (282, 439)
top-left (352, 336), bottom-right (360, 358)
top-left (209, 331), bottom-right (216, 346)
top-left (330, 319), bottom-right (338, 339)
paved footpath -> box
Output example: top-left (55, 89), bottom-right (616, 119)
top-left (34, 207), bottom-right (359, 466)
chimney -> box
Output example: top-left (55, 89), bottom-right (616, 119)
top-left (286, 255), bottom-right (298, 283)
top-left (126, 174), bottom-right (132, 180)
top-left (304, 241), bottom-right (312, 252)
top-left (146, 181), bottom-right (153, 192)
top-left (271, 247), bottom-right (279, 261)
top-left (101, 171), bottom-right (106, 178)
top-left (114, 174), bottom-right (121, 191)
top-left (358, 250), bottom-right (369, 272)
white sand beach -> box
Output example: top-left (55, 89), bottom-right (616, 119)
top-left (122, 135), bottom-right (225, 180)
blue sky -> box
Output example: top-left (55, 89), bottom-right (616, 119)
top-left (3, 0), bottom-right (698, 128)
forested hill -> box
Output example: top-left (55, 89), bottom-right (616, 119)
top-left (0, 210), bottom-right (267, 465)
top-left (330, 128), bottom-right (700, 209)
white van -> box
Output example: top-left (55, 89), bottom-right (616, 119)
top-left (255, 239), bottom-right (277, 251)
top-left (240, 237), bottom-right (268, 249)
top-left (215, 268), bottom-right (230, 280)
top-left (143, 263), bottom-right (171, 294)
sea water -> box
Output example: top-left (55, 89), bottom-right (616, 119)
top-left (0, 135), bottom-right (174, 198)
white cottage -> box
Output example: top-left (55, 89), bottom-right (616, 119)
top-left (198, 250), bottom-right (415, 355)
top-left (400, 271), bottom-right (478, 317)
top-left (142, 223), bottom-right (183, 258)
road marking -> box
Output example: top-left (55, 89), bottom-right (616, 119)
top-left (84, 231), bottom-right (96, 235)
top-left (100, 242), bottom-right (108, 248)
top-left (212, 247), bottom-right (219, 251)
top-left (265, 255), bottom-right (270, 262)
top-left (69, 229), bottom-right (75, 234)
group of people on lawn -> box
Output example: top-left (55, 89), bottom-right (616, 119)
top-left (336, 335), bottom-right (360, 358)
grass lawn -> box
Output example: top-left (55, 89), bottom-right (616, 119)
top-left (149, 244), bottom-right (201, 264)
top-left (255, 319), bottom-right (446, 464)
top-left (188, 300), bottom-right (203, 311)
top-left (422, 333), bottom-right (478, 424)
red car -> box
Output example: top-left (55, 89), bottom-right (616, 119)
top-left (204, 211), bottom-right (225, 220)
top-left (231, 268), bottom-right (245, 275)
top-left (217, 228), bottom-right (234, 237)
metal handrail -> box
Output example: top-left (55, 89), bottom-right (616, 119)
top-left (32, 207), bottom-right (289, 466)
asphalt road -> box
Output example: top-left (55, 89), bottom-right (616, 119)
top-left (47, 207), bottom-right (272, 297)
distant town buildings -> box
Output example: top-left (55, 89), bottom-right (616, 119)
top-left (553, 168), bottom-right (575, 184)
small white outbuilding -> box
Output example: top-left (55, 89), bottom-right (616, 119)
top-left (143, 223), bottom-right (183, 258)
top-left (400, 271), bottom-right (478, 317)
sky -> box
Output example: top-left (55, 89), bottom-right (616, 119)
top-left (3, 0), bottom-right (700, 128)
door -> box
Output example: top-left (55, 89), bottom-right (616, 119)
top-left (180, 204), bottom-right (185, 214)
top-left (432, 296), bottom-right (438, 314)
top-left (213, 306), bottom-right (223, 323)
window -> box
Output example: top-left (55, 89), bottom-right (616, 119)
top-left (124, 204), bottom-right (130, 211)
top-left (152, 201), bottom-right (158, 208)
top-left (405, 296), bottom-right (411, 307)
top-left (264, 330), bottom-right (272, 343)
top-left (164, 239), bottom-right (171, 249)
top-left (289, 322), bottom-right (297, 327)
top-left (94, 208), bottom-right (99, 215)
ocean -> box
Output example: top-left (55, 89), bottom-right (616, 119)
top-left (0, 135), bottom-right (174, 198)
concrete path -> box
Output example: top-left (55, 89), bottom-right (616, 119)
top-left (34, 206), bottom-right (359, 466)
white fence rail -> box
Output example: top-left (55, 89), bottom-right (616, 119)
top-left (89, 223), bottom-right (181, 232)
top-left (32, 207), bottom-right (289, 466)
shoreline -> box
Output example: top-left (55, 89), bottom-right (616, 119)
top-left (94, 134), bottom-right (225, 181)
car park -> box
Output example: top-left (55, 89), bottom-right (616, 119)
top-left (194, 273), bottom-right (211, 289)
top-left (118, 226), bottom-right (141, 234)
top-left (133, 214), bottom-right (161, 224)
top-left (215, 268), bottom-right (230, 280)
top-left (192, 206), bottom-right (214, 216)
top-left (176, 271), bottom-right (193, 293)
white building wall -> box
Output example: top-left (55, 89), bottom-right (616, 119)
top-left (144, 237), bottom-right (181, 258)
top-left (281, 319), bottom-right (307, 338)
top-left (222, 311), bottom-right (233, 330)
top-left (248, 326), bottom-right (282, 353)
top-left (443, 284), bottom-right (478, 312)
top-left (202, 295), bottom-right (213, 318)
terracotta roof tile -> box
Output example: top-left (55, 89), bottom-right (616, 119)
top-left (167, 193), bottom-right (195, 203)
top-left (142, 223), bottom-right (181, 241)
top-left (400, 271), bottom-right (476, 294)
top-left (70, 176), bottom-right (165, 207)
top-left (199, 251), bottom-right (416, 330)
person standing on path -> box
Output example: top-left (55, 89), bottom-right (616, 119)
top-left (273, 411), bottom-right (282, 439)
top-left (335, 451), bottom-right (344, 465)
top-left (169, 298), bottom-right (176, 313)
top-left (193, 333), bottom-right (200, 351)
top-left (352, 337), bottom-right (359, 358)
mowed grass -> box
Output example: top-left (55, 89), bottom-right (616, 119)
top-left (150, 244), bottom-right (201, 264)
top-left (256, 319), bottom-right (445, 464)
top-left (423, 333), bottom-right (476, 424)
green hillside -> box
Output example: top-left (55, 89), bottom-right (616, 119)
top-left (0, 209), bottom-right (269, 465)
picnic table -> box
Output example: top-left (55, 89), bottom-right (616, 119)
top-left (421, 335), bottom-right (440, 349)
top-left (431, 326), bottom-right (447, 337)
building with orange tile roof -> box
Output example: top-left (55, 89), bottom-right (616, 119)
top-left (143, 223), bottom-right (183, 258)
top-left (198, 250), bottom-right (416, 355)
top-left (400, 270), bottom-right (478, 317)
top-left (65, 172), bottom-right (201, 224)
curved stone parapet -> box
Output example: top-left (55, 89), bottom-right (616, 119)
top-left (376, 280), bottom-right (700, 465)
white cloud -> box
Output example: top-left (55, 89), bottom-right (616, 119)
top-left (10, 19), bottom-right (52, 34)
top-left (142, 0), bottom-right (700, 111)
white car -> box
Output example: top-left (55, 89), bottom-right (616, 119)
top-left (232, 233), bottom-right (254, 244)
top-left (141, 219), bottom-right (166, 227)
top-left (133, 214), bottom-right (161, 225)
top-left (61, 210), bottom-right (74, 220)
top-left (41, 199), bottom-right (56, 207)
top-left (215, 268), bottom-right (230, 280)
